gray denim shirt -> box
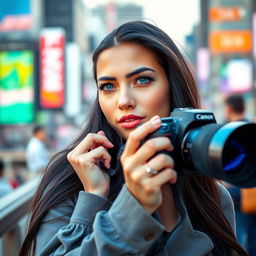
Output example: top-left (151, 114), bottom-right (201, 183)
top-left (34, 183), bottom-right (235, 256)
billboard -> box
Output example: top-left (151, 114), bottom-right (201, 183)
top-left (209, 30), bottom-right (252, 53)
top-left (220, 59), bottom-right (252, 94)
top-left (65, 43), bottom-right (82, 117)
top-left (209, 7), bottom-right (245, 22)
top-left (253, 14), bottom-right (256, 60)
top-left (0, 50), bottom-right (34, 124)
top-left (0, 0), bottom-right (31, 31)
top-left (197, 48), bottom-right (210, 91)
top-left (39, 28), bottom-right (65, 109)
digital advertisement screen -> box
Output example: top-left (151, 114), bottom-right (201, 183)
top-left (220, 58), bottom-right (252, 94)
top-left (0, 0), bottom-right (31, 31)
top-left (0, 50), bottom-right (34, 124)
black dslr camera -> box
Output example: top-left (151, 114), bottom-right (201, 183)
top-left (146, 108), bottom-right (256, 188)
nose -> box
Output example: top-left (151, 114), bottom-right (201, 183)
top-left (117, 86), bottom-right (135, 110)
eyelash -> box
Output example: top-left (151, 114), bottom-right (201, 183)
top-left (135, 76), bottom-right (155, 86)
top-left (97, 83), bottom-right (115, 91)
top-left (97, 75), bottom-right (155, 91)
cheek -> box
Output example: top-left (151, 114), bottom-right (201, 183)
top-left (99, 97), bottom-right (116, 123)
top-left (142, 88), bottom-right (170, 115)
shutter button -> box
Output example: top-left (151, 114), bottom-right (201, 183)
top-left (144, 232), bottom-right (154, 241)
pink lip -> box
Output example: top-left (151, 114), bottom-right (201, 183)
top-left (118, 114), bottom-right (145, 129)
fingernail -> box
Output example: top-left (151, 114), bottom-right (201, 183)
top-left (108, 141), bottom-right (114, 147)
top-left (150, 116), bottom-right (161, 127)
top-left (108, 140), bottom-right (114, 146)
top-left (150, 115), bottom-right (159, 121)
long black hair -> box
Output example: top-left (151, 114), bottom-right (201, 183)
top-left (20, 21), bottom-right (247, 256)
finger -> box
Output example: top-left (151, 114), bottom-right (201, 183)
top-left (91, 131), bottom-right (107, 149)
top-left (146, 153), bottom-right (174, 172)
top-left (131, 138), bottom-right (173, 165)
top-left (71, 133), bottom-right (114, 155)
top-left (97, 130), bottom-right (105, 136)
top-left (148, 168), bottom-right (177, 187)
top-left (87, 146), bottom-right (112, 169)
top-left (74, 146), bottom-right (112, 169)
top-left (124, 115), bottom-right (161, 156)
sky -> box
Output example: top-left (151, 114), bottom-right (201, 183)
top-left (84, 0), bottom-right (200, 47)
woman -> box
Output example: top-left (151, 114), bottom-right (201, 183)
top-left (19, 21), bottom-right (247, 256)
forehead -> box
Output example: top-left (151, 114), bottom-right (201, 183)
top-left (96, 43), bottom-right (162, 75)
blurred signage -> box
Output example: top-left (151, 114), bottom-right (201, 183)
top-left (0, 0), bottom-right (31, 31)
top-left (209, 7), bottom-right (245, 22)
top-left (197, 48), bottom-right (210, 90)
top-left (105, 1), bottom-right (117, 32)
top-left (209, 30), bottom-right (251, 53)
top-left (0, 50), bottom-right (34, 124)
top-left (0, 15), bottom-right (31, 31)
top-left (65, 43), bottom-right (81, 117)
top-left (209, 0), bottom-right (251, 33)
top-left (253, 14), bottom-right (256, 60)
top-left (39, 28), bottom-right (65, 109)
top-left (220, 59), bottom-right (252, 94)
top-left (226, 59), bottom-right (252, 93)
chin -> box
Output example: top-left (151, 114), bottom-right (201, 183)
top-left (119, 129), bottom-right (132, 140)
top-left (120, 131), bottom-right (130, 140)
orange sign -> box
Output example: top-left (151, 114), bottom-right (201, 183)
top-left (209, 30), bottom-right (252, 53)
top-left (209, 7), bottom-right (243, 22)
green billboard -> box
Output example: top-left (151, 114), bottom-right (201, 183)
top-left (0, 50), bottom-right (34, 124)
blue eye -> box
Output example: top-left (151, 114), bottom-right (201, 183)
top-left (98, 83), bottom-right (115, 91)
top-left (136, 76), bottom-right (154, 85)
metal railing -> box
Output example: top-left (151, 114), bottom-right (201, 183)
top-left (0, 178), bottom-right (39, 256)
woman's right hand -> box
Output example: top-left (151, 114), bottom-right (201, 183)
top-left (67, 131), bottom-right (114, 198)
top-left (120, 116), bottom-right (177, 214)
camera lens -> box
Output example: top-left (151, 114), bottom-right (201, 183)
top-left (183, 121), bottom-right (256, 187)
top-left (223, 133), bottom-right (248, 173)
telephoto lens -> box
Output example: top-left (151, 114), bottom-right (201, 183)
top-left (183, 121), bottom-right (256, 187)
top-left (144, 108), bottom-right (256, 188)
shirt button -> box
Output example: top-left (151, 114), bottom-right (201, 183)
top-left (144, 232), bottom-right (154, 241)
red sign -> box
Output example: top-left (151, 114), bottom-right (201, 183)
top-left (39, 28), bottom-right (65, 109)
top-left (209, 30), bottom-right (252, 53)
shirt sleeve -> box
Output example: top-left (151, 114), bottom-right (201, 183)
top-left (35, 185), bottom-right (165, 256)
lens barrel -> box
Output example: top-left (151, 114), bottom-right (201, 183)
top-left (183, 121), bottom-right (256, 187)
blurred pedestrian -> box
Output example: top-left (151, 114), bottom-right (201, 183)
top-left (20, 21), bottom-right (246, 256)
top-left (224, 94), bottom-right (249, 122)
top-left (0, 160), bottom-right (13, 198)
top-left (9, 162), bottom-right (25, 189)
top-left (25, 126), bottom-right (49, 179)
top-left (224, 94), bottom-right (256, 256)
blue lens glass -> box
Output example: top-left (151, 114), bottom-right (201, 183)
top-left (224, 153), bottom-right (247, 171)
top-left (223, 138), bottom-right (247, 172)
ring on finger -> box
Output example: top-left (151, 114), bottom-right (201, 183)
top-left (145, 166), bottom-right (158, 175)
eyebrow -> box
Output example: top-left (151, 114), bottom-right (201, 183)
top-left (97, 67), bottom-right (155, 81)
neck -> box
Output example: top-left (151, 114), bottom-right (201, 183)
top-left (228, 113), bottom-right (245, 122)
top-left (35, 136), bottom-right (42, 141)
